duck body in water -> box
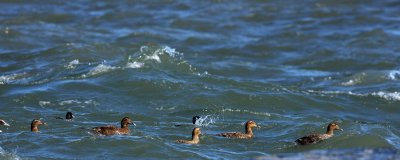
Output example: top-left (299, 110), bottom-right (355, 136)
top-left (176, 127), bottom-right (201, 144)
top-left (295, 123), bottom-right (343, 145)
top-left (216, 121), bottom-right (259, 139)
top-left (92, 117), bottom-right (135, 136)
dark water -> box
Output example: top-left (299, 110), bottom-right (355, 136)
top-left (1, 0), bottom-right (400, 159)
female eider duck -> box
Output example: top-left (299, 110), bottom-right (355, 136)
top-left (295, 123), bottom-right (343, 145)
top-left (31, 119), bottom-right (45, 132)
top-left (176, 127), bottom-right (201, 144)
top-left (216, 120), bottom-right (259, 139)
top-left (56, 112), bottom-right (74, 120)
top-left (0, 119), bottom-right (10, 133)
top-left (92, 117), bottom-right (135, 136)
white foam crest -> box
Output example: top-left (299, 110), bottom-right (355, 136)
top-left (387, 70), bottom-right (400, 80)
top-left (341, 79), bottom-right (357, 86)
top-left (59, 99), bottom-right (98, 106)
top-left (65, 59), bottom-right (79, 69)
top-left (221, 108), bottom-right (271, 117)
top-left (83, 63), bottom-right (119, 78)
top-left (126, 61), bottom-right (144, 68)
top-left (161, 46), bottom-right (183, 58)
top-left (194, 115), bottom-right (216, 127)
top-left (371, 92), bottom-right (400, 101)
top-left (307, 90), bottom-right (366, 97)
top-left (59, 100), bottom-right (82, 105)
top-left (143, 46), bottom-right (183, 63)
top-left (145, 53), bottom-right (161, 62)
top-left (84, 100), bottom-right (99, 106)
top-left (0, 73), bottom-right (26, 85)
top-left (155, 106), bottom-right (176, 111)
top-left (39, 101), bottom-right (51, 106)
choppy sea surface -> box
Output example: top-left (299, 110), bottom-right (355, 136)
top-left (1, 0), bottom-right (400, 159)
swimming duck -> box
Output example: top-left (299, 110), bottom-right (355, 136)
top-left (175, 116), bottom-right (200, 127)
top-left (216, 120), bottom-right (259, 139)
top-left (0, 119), bottom-right (10, 133)
top-left (92, 117), bottom-right (135, 136)
top-left (176, 127), bottom-right (201, 144)
top-left (192, 116), bottom-right (200, 125)
top-left (56, 112), bottom-right (74, 120)
top-left (31, 119), bottom-right (45, 132)
top-left (295, 123), bottom-right (343, 145)
top-left (0, 119), bottom-right (10, 126)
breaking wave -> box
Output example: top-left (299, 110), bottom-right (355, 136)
top-left (73, 45), bottom-right (207, 78)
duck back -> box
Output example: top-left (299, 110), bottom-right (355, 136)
top-left (295, 134), bottom-right (322, 145)
top-left (92, 125), bottom-right (118, 136)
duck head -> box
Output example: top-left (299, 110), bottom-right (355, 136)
top-left (66, 112), bottom-right (74, 120)
top-left (192, 127), bottom-right (201, 136)
top-left (326, 123), bottom-right (343, 134)
top-left (192, 116), bottom-right (200, 125)
top-left (245, 120), bottom-right (258, 129)
top-left (121, 117), bottom-right (135, 128)
top-left (31, 119), bottom-right (45, 132)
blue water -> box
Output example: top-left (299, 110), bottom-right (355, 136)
top-left (1, 0), bottom-right (400, 159)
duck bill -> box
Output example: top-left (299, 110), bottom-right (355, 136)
top-left (131, 122), bottom-right (136, 126)
top-left (4, 122), bottom-right (10, 126)
top-left (255, 125), bottom-right (261, 129)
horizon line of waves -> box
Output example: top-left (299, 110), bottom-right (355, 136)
top-left (308, 90), bottom-right (400, 101)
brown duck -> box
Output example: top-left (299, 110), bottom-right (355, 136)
top-left (295, 123), bottom-right (343, 145)
top-left (216, 121), bottom-right (259, 139)
top-left (31, 119), bottom-right (45, 132)
top-left (176, 127), bottom-right (201, 144)
top-left (92, 117), bottom-right (135, 136)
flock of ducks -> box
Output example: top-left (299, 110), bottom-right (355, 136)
top-left (0, 113), bottom-right (343, 145)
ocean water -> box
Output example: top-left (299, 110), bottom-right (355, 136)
top-left (1, 0), bottom-right (400, 159)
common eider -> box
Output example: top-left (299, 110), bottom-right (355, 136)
top-left (216, 120), bottom-right (259, 139)
top-left (295, 123), bottom-right (343, 145)
top-left (92, 117), bottom-right (135, 136)
top-left (176, 127), bottom-right (201, 144)
top-left (31, 119), bottom-right (45, 132)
